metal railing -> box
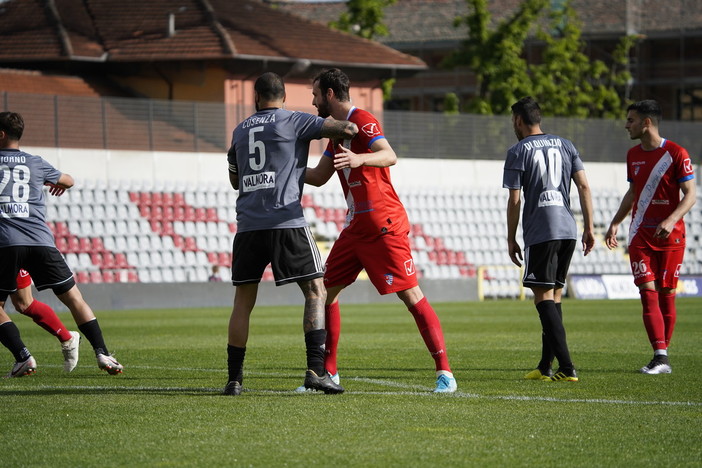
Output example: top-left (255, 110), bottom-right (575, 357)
top-left (3, 91), bottom-right (699, 163)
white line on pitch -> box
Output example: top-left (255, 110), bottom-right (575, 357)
top-left (2, 382), bottom-right (700, 407)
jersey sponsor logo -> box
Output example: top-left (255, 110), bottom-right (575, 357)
top-left (384, 273), bottom-right (394, 285)
top-left (404, 259), bottom-right (416, 276)
top-left (651, 199), bottom-right (669, 205)
top-left (537, 190), bottom-right (563, 207)
top-left (526, 273), bottom-right (536, 280)
top-left (684, 158), bottom-right (693, 174)
top-left (241, 171), bottom-right (275, 192)
top-left (0, 202), bottom-right (29, 218)
top-left (361, 122), bottom-right (381, 137)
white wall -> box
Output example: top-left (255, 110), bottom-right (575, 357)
top-left (28, 146), bottom-right (631, 193)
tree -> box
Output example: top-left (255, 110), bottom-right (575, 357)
top-left (330, 0), bottom-right (397, 100)
top-left (329, 0), bottom-right (397, 41)
top-left (531, 2), bottom-right (635, 118)
top-left (444, 0), bottom-right (547, 114)
top-left (446, 0), bottom-right (636, 117)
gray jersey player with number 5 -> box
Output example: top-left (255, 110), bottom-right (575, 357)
top-left (223, 72), bottom-right (357, 396)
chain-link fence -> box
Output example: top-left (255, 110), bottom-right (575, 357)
top-left (2, 91), bottom-right (699, 163)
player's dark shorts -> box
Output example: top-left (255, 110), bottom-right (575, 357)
top-left (231, 226), bottom-right (323, 287)
top-left (522, 239), bottom-right (576, 290)
top-left (0, 246), bottom-right (75, 301)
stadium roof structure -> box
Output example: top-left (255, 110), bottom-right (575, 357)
top-left (0, 0), bottom-right (426, 79)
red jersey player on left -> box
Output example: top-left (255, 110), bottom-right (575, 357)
top-left (11, 269), bottom-right (80, 373)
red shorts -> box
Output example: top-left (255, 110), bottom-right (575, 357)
top-left (324, 230), bottom-right (418, 295)
top-left (16, 269), bottom-right (32, 289)
top-left (627, 245), bottom-right (685, 289)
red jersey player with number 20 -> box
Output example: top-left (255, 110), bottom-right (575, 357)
top-left (605, 100), bottom-right (696, 375)
top-left (304, 68), bottom-right (456, 393)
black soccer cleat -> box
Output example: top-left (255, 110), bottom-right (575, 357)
top-left (223, 381), bottom-right (243, 396)
top-left (303, 370), bottom-right (345, 394)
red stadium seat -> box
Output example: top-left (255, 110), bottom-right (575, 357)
top-left (90, 252), bottom-right (103, 267)
top-left (162, 192), bottom-right (174, 206)
top-left (206, 252), bottom-right (218, 263)
top-left (162, 206), bottom-right (174, 221)
top-left (183, 205), bottom-right (195, 222)
top-left (173, 206), bottom-right (185, 221)
top-left (102, 252), bottom-right (116, 269)
top-left (218, 252), bottom-right (231, 266)
top-left (115, 253), bottom-right (129, 269)
top-left (206, 207), bottom-right (218, 222)
top-left (55, 236), bottom-right (68, 252)
top-left (151, 192), bottom-right (163, 206)
top-left (161, 221), bottom-right (175, 236)
top-left (54, 221), bottom-right (69, 237)
top-left (127, 270), bottom-right (139, 283)
top-left (194, 208), bottom-right (206, 222)
top-left (128, 192), bottom-right (139, 203)
top-left (184, 237), bottom-right (198, 251)
top-left (139, 192), bottom-right (151, 205)
top-left (89, 271), bottom-right (102, 283)
top-left (91, 237), bottom-right (105, 252)
top-left (66, 236), bottom-right (80, 253)
top-left (139, 205), bottom-right (151, 218)
top-left (151, 205), bottom-right (163, 221)
top-left (173, 192), bottom-right (185, 207)
top-left (171, 234), bottom-right (184, 249)
top-left (150, 220), bottom-right (162, 234)
top-left (78, 237), bottom-right (91, 252)
top-left (102, 270), bottom-right (115, 283)
top-left (75, 271), bottom-right (89, 283)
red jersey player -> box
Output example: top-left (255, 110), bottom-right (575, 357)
top-left (304, 68), bottom-right (456, 393)
top-left (606, 100), bottom-right (696, 375)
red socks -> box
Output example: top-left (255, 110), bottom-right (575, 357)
top-left (21, 300), bottom-right (72, 342)
top-left (324, 302), bottom-right (341, 376)
top-left (408, 297), bottom-right (451, 372)
top-left (658, 292), bottom-right (677, 348)
top-left (640, 289), bottom-right (666, 351)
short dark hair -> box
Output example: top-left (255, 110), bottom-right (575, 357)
top-left (627, 100), bottom-right (662, 125)
top-left (0, 112), bottom-right (25, 140)
top-left (511, 97), bottom-right (541, 126)
top-left (254, 72), bottom-right (286, 102)
top-left (313, 68), bottom-right (350, 102)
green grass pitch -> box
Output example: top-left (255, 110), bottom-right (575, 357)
top-left (1, 297), bottom-right (701, 467)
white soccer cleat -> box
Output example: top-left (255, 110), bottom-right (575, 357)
top-left (97, 353), bottom-right (123, 375)
top-left (6, 356), bottom-right (37, 378)
top-left (61, 331), bottom-right (81, 372)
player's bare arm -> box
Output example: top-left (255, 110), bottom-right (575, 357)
top-left (305, 154), bottom-right (336, 187)
top-left (227, 144), bottom-right (239, 190)
top-left (320, 119), bottom-right (358, 140)
top-left (573, 170), bottom-right (595, 256)
top-left (605, 183), bottom-right (635, 249)
top-left (334, 138), bottom-right (397, 170)
top-left (654, 178), bottom-right (697, 238)
top-left (506, 189), bottom-right (523, 267)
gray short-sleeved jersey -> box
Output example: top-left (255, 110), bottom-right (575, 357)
top-left (502, 134), bottom-right (585, 247)
top-left (0, 149), bottom-right (60, 247)
top-left (228, 108), bottom-right (326, 232)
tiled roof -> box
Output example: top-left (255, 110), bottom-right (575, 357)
top-left (0, 0), bottom-right (424, 69)
top-left (0, 68), bottom-right (104, 96)
top-left (270, 0), bottom-right (702, 46)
